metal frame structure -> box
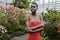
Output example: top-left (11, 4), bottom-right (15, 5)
top-left (30, 0), bottom-right (60, 12)
top-left (0, 0), bottom-right (60, 12)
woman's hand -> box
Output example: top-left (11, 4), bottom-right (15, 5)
top-left (25, 27), bottom-right (34, 33)
top-left (31, 28), bottom-right (44, 32)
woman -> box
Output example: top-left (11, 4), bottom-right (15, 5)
top-left (26, 2), bottom-right (45, 40)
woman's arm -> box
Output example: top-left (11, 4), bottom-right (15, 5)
top-left (31, 28), bottom-right (44, 32)
top-left (25, 15), bottom-right (33, 32)
top-left (30, 23), bottom-right (44, 30)
top-left (26, 22), bottom-right (44, 32)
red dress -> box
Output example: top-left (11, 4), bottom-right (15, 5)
top-left (26, 17), bottom-right (41, 40)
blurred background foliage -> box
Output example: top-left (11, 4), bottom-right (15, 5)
top-left (13, 0), bottom-right (30, 9)
top-left (41, 9), bottom-right (60, 40)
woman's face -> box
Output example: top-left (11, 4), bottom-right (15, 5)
top-left (30, 4), bottom-right (37, 13)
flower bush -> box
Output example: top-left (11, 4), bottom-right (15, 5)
top-left (0, 4), bottom-right (27, 40)
top-left (0, 4), bottom-right (26, 32)
top-left (41, 9), bottom-right (60, 40)
top-left (0, 25), bottom-right (7, 33)
top-left (13, 0), bottom-right (30, 9)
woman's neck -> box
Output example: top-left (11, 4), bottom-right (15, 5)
top-left (32, 12), bottom-right (36, 16)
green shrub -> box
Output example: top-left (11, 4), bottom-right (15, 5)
top-left (41, 9), bottom-right (60, 40)
top-left (0, 6), bottom-right (27, 40)
top-left (13, 0), bottom-right (30, 9)
top-left (0, 6), bottom-right (26, 32)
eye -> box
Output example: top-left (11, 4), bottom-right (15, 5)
top-left (31, 6), bottom-right (35, 8)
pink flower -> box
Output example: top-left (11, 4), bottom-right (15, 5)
top-left (6, 5), bottom-right (11, 10)
top-left (21, 8), bottom-right (25, 12)
top-left (0, 4), bottom-right (6, 9)
top-left (57, 22), bottom-right (60, 33)
top-left (18, 8), bottom-right (22, 12)
top-left (6, 4), bottom-right (14, 10)
top-left (57, 23), bottom-right (60, 27)
top-left (0, 4), bottom-right (25, 14)
top-left (57, 28), bottom-right (60, 33)
top-left (12, 11), bottom-right (17, 15)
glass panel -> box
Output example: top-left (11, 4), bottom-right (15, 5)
top-left (39, 0), bottom-right (43, 4)
top-left (50, 0), bottom-right (52, 2)
top-left (30, 0), bottom-right (34, 2)
top-left (44, 0), bottom-right (48, 3)
top-left (56, 0), bottom-right (60, 1)
top-left (6, 0), bottom-right (13, 3)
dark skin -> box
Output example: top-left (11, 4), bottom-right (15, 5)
top-left (26, 3), bottom-right (45, 33)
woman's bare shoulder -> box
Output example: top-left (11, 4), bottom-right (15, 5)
top-left (25, 14), bottom-right (31, 20)
top-left (37, 12), bottom-right (42, 17)
top-left (26, 14), bottom-right (31, 17)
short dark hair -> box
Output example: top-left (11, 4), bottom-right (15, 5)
top-left (31, 2), bottom-right (38, 9)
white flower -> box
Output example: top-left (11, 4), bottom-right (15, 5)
top-left (0, 25), bottom-right (8, 33)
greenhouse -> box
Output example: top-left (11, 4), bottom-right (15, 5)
top-left (0, 0), bottom-right (60, 12)
top-left (0, 0), bottom-right (60, 40)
